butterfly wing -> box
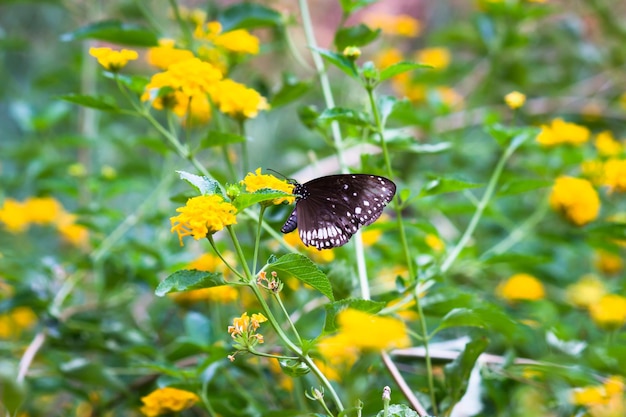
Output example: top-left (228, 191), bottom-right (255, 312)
top-left (285, 174), bottom-right (396, 250)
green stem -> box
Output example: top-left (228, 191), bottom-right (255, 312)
top-left (252, 205), bottom-right (267, 274)
top-left (248, 349), bottom-right (299, 360)
top-left (440, 139), bottom-right (519, 274)
top-left (207, 235), bottom-right (246, 281)
top-left (273, 292), bottom-right (303, 345)
top-left (168, 0), bottom-right (194, 49)
top-left (226, 226), bottom-right (254, 283)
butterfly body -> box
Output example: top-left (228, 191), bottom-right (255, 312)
top-left (281, 174), bottom-right (396, 250)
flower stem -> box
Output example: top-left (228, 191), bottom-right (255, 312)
top-left (252, 205), bottom-right (267, 274)
top-left (207, 235), bottom-right (246, 281)
top-left (226, 226), bottom-right (254, 283)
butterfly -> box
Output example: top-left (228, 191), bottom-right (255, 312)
top-left (281, 174), bottom-right (396, 250)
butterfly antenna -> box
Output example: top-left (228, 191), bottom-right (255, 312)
top-left (267, 168), bottom-right (297, 184)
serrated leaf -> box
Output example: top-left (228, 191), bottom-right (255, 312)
top-left (379, 61), bottom-right (430, 83)
top-left (231, 190), bottom-right (293, 211)
top-left (435, 307), bottom-right (517, 339)
top-left (311, 47), bottom-right (359, 79)
top-left (176, 171), bottom-right (222, 196)
top-left (318, 107), bottom-right (372, 127)
top-left (58, 94), bottom-right (119, 111)
top-left (219, 3), bottom-right (282, 31)
top-left (323, 298), bottom-right (385, 333)
top-left (444, 337), bottom-right (489, 409)
top-left (263, 254), bottom-right (333, 301)
top-left (155, 270), bottom-right (226, 296)
top-left (60, 20), bottom-right (158, 46)
top-left (270, 80), bottom-right (311, 108)
top-left (200, 131), bottom-right (247, 148)
top-left (420, 176), bottom-right (484, 197)
top-left (334, 24), bottom-right (380, 50)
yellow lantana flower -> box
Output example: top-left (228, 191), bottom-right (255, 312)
top-left (536, 118), bottom-right (590, 147)
top-left (146, 39), bottom-right (195, 70)
top-left (140, 387), bottom-right (199, 416)
top-left (425, 233), bottom-right (445, 252)
top-left (210, 79), bottom-right (269, 120)
top-left (571, 376), bottom-right (625, 417)
top-left (334, 308), bottom-right (410, 351)
top-left (415, 47), bottom-right (451, 70)
top-left (589, 294), bottom-right (626, 330)
top-left (594, 250), bottom-right (623, 275)
top-left (497, 273), bottom-right (545, 302)
top-left (549, 176), bottom-right (600, 226)
top-left (195, 21), bottom-right (260, 55)
top-left (0, 198), bottom-right (31, 233)
top-left (170, 195), bottom-right (237, 245)
top-left (0, 306), bottom-right (37, 339)
top-left (504, 91), bottom-right (526, 109)
top-left (56, 212), bottom-right (89, 247)
top-left (602, 159), bottom-right (626, 192)
top-left (89, 47), bottom-right (138, 71)
top-left (595, 131), bottom-right (623, 157)
top-left (24, 197), bottom-right (62, 225)
top-left (241, 168), bottom-right (295, 205)
top-left (565, 274), bottom-right (606, 308)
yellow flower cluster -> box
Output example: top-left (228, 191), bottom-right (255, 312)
top-left (146, 39), bottom-right (195, 70)
top-left (497, 273), bottom-right (545, 303)
top-left (194, 21), bottom-right (260, 55)
top-left (318, 309), bottom-right (409, 369)
top-left (89, 47), bottom-right (138, 71)
top-left (363, 13), bottom-right (421, 37)
top-left (549, 176), bottom-right (600, 226)
top-left (170, 195), bottom-right (237, 245)
top-left (241, 168), bottom-right (295, 205)
top-left (595, 131), bottom-right (624, 157)
top-left (571, 376), bottom-right (625, 417)
top-left (589, 294), bottom-right (626, 330)
top-left (211, 79), bottom-right (270, 120)
top-left (140, 387), bottom-right (199, 416)
top-left (416, 47), bottom-right (451, 70)
top-left (0, 306), bottom-right (37, 339)
top-left (0, 197), bottom-right (88, 246)
top-left (227, 312), bottom-right (268, 357)
top-left (536, 118), bottom-right (590, 147)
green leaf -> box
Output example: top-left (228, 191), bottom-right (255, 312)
top-left (219, 3), bottom-right (283, 31)
top-left (61, 20), bottom-right (158, 46)
top-left (481, 252), bottom-right (550, 266)
top-left (587, 222), bottom-right (626, 240)
top-left (318, 107), bottom-right (372, 127)
top-left (200, 131), bottom-right (247, 148)
top-left (264, 254), bottom-right (334, 301)
top-left (58, 94), bottom-right (119, 111)
top-left (176, 171), bottom-right (222, 196)
top-left (311, 47), bottom-right (359, 79)
top-left (231, 190), bottom-right (293, 211)
top-left (444, 337), bottom-right (489, 409)
top-left (497, 178), bottom-right (551, 196)
top-left (0, 361), bottom-right (25, 414)
top-left (435, 307), bottom-right (518, 340)
top-left (420, 175), bottom-right (484, 197)
top-left (155, 270), bottom-right (226, 296)
top-left (184, 311), bottom-right (212, 347)
top-left (379, 61), bottom-right (430, 83)
top-left (338, 0), bottom-right (378, 15)
top-left (375, 404), bottom-right (420, 417)
top-left (323, 298), bottom-right (385, 333)
top-left (270, 80), bottom-right (312, 108)
top-left (486, 123), bottom-right (538, 148)
top-left (334, 24), bottom-right (380, 50)
top-left (103, 72), bottom-right (149, 94)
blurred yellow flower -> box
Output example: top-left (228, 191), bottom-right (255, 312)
top-left (571, 376), bottom-right (625, 417)
top-left (415, 47), bottom-right (451, 70)
top-left (436, 86), bottom-right (464, 108)
top-left (56, 212), bottom-right (90, 247)
top-left (581, 159), bottom-right (605, 185)
top-left (24, 197), bottom-right (62, 225)
top-left (364, 13), bottom-right (421, 37)
top-left (0, 198), bottom-right (31, 233)
top-left (343, 46), bottom-right (362, 60)
top-left (595, 131), bottom-right (623, 157)
top-left (210, 79), bottom-right (269, 120)
top-left (140, 387), bottom-right (199, 416)
top-left (549, 176), bottom-right (600, 226)
top-left (602, 159), bottom-right (626, 192)
top-left (283, 232), bottom-right (335, 263)
top-left (589, 294), bottom-right (626, 330)
top-left (100, 165), bottom-right (117, 179)
top-left (536, 118), bottom-right (590, 147)
top-left (170, 195), bottom-right (237, 245)
top-left (425, 233), bottom-right (445, 252)
top-left (176, 6), bottom-right (207, 26)
top-left (89, 47), bottom-right (138, 71)
top-left (68, 162), bottom-right (87, 177)
top-left (504, 91), bottom-right (526, 109)
top-left (497, 273), bottom-right (545, 302)
top-left (195, 21), bottom-right (260, 55)
top-left (146, 39), bottom-right (195, 70)
top-left (0, 306), bottom-right (37, 339)
top-left (268, 357), bottom-right (295, 391)
top-left (595, 250), bottom-right (623, 275)
top-left (375, 48), bottom-right (404, 70)
top-left (241, 168), bottom-right (295, 205)
top-left (313, 359), bottom-right (341, 382)
top-left (171, 253), bottom-right (238, 304)
top-left (334, 308), bottom-right (410, 351)
top-left (565, 274), bottom-right (606, 308)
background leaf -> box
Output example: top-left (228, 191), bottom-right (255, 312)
top-left (155, 270), bottom-right (226, 296)
top-left (60, 20), bottom-right (158, 46)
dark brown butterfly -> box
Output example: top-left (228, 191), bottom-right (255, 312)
top-left (281, 174), bottom-right (396, 250)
